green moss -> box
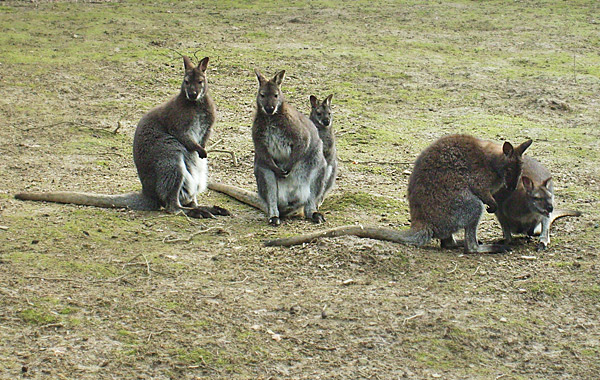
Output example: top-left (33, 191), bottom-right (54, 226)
top-left (19, 309), bottom-right (59, 325)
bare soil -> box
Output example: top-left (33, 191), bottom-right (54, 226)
top-left (1, 1), bottom-right (599, 379)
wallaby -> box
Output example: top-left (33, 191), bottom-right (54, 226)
top-left (252, 69), bottom-right (328, 226)
top-left (16, 56), bottom-right (229, 219)
top-left (208, 93), bottom-right (337, 215)
top-left (310, 94), bottom-right (337, 202)
top-left (266, 134), bottom-right (533, 254)
top-left (494, 156), bottom-right (581, 250)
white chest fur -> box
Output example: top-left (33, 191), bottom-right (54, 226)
top-left (265, 126), bottom-right (291, 163)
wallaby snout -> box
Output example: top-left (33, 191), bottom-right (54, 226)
top-left (263, 104), bottom-right (276, 115)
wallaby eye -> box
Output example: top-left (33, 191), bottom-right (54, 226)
top-left (259, 93), bottom-right (266, 98)
top-left (274, 94), bottom-right (278, 98)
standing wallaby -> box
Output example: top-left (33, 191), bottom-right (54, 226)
top-left (16, 56), bottom-right (229, 219)
top-left (252, 69), bottom-right (327, 226)
top-left (310, 94), bottom-right (337, 203)
top-left (266, 134), bottom-right (533, 254)
top-left (494, 156), bottom-right (581, 250)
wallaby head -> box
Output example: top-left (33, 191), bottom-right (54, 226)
top-left (182, 56), bottom-right (209, 102)
top-left (310, 94), bottom-right (333, 128)
top-left (255, 69), bottom-right (285, 115)
top-left (499, 139), bottom-right (533, 191)
top-left (522, 176), bottom-right (554, 217)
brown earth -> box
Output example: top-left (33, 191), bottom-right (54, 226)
top-left (1, 1), bottom-right (599, 379)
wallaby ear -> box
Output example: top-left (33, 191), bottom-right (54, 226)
top-left (542, 177), bottom-right (552, 188)
top-left (325, 94), bottom-right (333, 106)
top-left (310, 95), bottom-right (319, 109)
top-left (198, 57), bottom-right (209, 72)
top-left (515, 139), bottom-right (533, 156)
top-left (183, 56), bottom-right (194, 72)
top-left (273, 70), bottom-right (286, 87)
top-left (254, 68), bottom-right (266, 85)
top-left (522, 176), bottom-right (534, 192)
top-left (502, 141), bottom-right (514, 156)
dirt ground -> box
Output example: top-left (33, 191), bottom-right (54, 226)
top-left (1, 1), bottom-right (599, 379)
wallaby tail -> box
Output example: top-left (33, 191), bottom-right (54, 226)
top-left (549, 208), bottom-right (582, 226)
top-left (208, 182), bottom-right (267, 213)
top-left (264, 224), bottom-right (434, 247)
top-left (14, 191), bottom-right (157, 211)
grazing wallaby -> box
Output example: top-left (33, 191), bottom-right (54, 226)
top-left (310, 94), bottom-right (337, 202)
top-left (252, 69), bottom-right (327, 226)
top-left (494, 156), bottom-right (581, 250)
top-left (16, 56), bottom-right (229, 219)
top-left (266, 134), bottom-right (533, 254)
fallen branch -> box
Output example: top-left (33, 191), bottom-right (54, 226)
top-left (208, 182), bottom-right (267, 213)
top-left (264, 224), bottom-right (408, 247)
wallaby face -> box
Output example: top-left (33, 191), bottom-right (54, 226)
top-left (182, 56), bottom-right (209, 101)
top-left (255, 69), bottom-right (285, 115)
top-left (500, 139), bottom-right (532, 192)
top-left (523, 176), bottom-right (554, 217)
top-left (310, 94), bottom-right (333, 128)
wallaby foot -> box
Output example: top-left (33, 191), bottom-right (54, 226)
top-left (536, 242), bottom-right (548, 251)
top-left (311, 212), bottom-right (325, 224)
top-left (465, 243), bottom-right (510, 254)
top-left (440, 236), bottom-right (459, 249)
top-left (269, 216), bottom-right (281, 226)
top-left (187, 205), bottom-right (230, 219)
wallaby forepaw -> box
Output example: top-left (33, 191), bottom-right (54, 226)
top-left (269, 217), bottom-right (281, 226)
top-left (197, 147), bottom-right (208, 159)
top-left (311, 212), bottom-right (325, 224)
top-left (486, 205), bottom-right (497, 213)
top-left (275, 169), bottom-right (289, 179)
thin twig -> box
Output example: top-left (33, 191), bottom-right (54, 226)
top-left (24, 275), bottom-right (78, 282)
top-left (208, 149), bottom-right (238, 166)
top-left (339, 159), bottom-right (412, 165)
top-left (447, 262), bottom-right (458, 274)
top-left (113, 121), bottom-right (122, 134)
top-left (402, 313), bottom-right (424, 325)
top-left (140, 252), bottom-right (151, 278)
top-left (206, 138), bottom-right (223, 150)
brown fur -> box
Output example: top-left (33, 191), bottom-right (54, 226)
top-left (252, 69), bottom-right (327, 225)
top-left (267, 134), bottom-right (532, 254)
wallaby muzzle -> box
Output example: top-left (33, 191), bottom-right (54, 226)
top-left (263, 105), bottom-right (276, 115)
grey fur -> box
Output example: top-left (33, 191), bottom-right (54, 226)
top-left (16, 56), bottom-right (228, 219)
top-left (309, 94), bottom-right (337, 204)
top-left (494, 156), bottom-right (581, 250)
top-left (252, 69), bottom-right (327, 225)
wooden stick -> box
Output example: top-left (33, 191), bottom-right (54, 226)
top-left (264, 224), bottom-right (410, 247)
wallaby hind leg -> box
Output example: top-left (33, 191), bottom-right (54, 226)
top-left (537, 216), bottom-right (551, 251)
top-left (304, 201), bottom-right (325, 224)
top-left (464, 219), bottom-right (509, 254)
top-left (255, 166), bottom-right (281, 225)
top-left (306, 168), bottom-right (326, 224)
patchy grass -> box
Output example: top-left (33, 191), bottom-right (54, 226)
top-left (0, 0), bottom-right (599, 379)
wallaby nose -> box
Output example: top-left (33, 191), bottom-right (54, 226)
top-left (322, 118), bottom-right (330, 126)
top-left (547, 205), bottom-right (554, 213)
top-left (187, 90), bottom-right (198, 100)
top-left (264, 105), bottom-right (275, 114)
